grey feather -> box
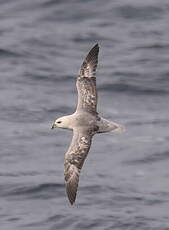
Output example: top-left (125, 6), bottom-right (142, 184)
top-left (64, 128), bottom-right (93, 205)
top-left (76, 44), bottom-right (99, 114)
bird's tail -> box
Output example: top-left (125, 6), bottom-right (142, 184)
top-left (97, 118), bottom-right (125, 133)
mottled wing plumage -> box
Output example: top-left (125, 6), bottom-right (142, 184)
top-left (64, 128), bottom-right (93, 205)
top-left (76, 44), bottom-right (99, 114)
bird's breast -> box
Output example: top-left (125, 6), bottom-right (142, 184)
top-left (72, 112), bottom-right (96, 128)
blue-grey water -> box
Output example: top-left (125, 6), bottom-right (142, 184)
top-left (1, 0), bottom-right (169, 229)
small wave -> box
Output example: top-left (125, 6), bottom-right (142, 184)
top-left (72, 33), bottom-right (105, 44)
top-left (3, 183), bottom-right (64, 199)
top-left (41, 0), bottom-right (66, 7)
top-left (82, 184), bottom-right (105, 193)
top-left (26, 73), bottom-right (72, 83)
top-left (125, 151), bottom-right (169, 165)
top-left (135, 43), bottom-right (169, 50)
top-left (22, 214), bottom-right (65, 228)
top-left (115, 5), bottom-right (164, 20)
top-left (129, 118), bottom-right (169, 126)
top-left (98, 83), bottom-right (168, 95)
top-left (0, 48), bottom-right (21, 58)
top-left (0, 171), bottom-right (39, 177)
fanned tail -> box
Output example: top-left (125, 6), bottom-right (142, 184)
top-left (97, 118), bottom-right (125, 133)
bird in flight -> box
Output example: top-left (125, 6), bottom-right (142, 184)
top-left (51, 44), bottom-right (124, 205)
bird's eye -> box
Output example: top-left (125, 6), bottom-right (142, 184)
top-left (57, 121), bottom-right (61, 124)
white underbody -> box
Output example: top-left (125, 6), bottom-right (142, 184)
top-left (53, 111), bottom-right (124, 133)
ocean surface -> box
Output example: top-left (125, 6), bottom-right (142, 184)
top-left (1, 0), bottom-right (169, 229)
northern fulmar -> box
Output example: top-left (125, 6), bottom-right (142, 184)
top-left (51, 44), bottom-right (124, 205)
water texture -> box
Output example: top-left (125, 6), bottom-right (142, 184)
top-left (0, 0), bottom-right (169, 229)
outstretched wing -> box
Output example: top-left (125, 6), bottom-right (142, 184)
top-left (64, 128), bottom-right (93, 205)
top-left (76, 44), bottom-right (99, 114)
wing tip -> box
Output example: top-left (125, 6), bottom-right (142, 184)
top-left (69, 198), bottom-right (75, 205)
top-left (90, 43), bottom-right (99, 55)
top-left (94, 43), bottom-right (99, 49)
top-left (66, 183), bottom-right (77, 205)
top-left (85, 43), bottom-right (99, 65)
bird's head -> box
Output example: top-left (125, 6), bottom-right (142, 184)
top-left (51, 115), bottom-right (73, 130)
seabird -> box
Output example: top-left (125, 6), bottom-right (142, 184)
top-left (51, 44), bottom-right (124, 205)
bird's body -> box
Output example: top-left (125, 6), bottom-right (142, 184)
top-left (55, 112), bottom-right (122, 133)
top-left (51, 44), bottom-right (124, 205)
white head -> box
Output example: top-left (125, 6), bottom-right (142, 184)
top-left (51, 115), bottom-right (73, 130)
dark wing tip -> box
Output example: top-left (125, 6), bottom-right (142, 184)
top-left (92, 43), bottom-right (99, 49)
top-left (66, 181), bottom-right (78, 205)
top-left (85, 43), bottom-right (99, 63)
top-left (79, 43), bottom-right (99, 78)
top-left (65, 165), bottom-right (80, 205)
top-left (93, 43), bottom-right (99, 48)
top-left (78, 43), bottom-right (99, 79)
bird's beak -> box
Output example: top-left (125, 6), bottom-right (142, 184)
top-left (51, 123), bottom-right (56, 129)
